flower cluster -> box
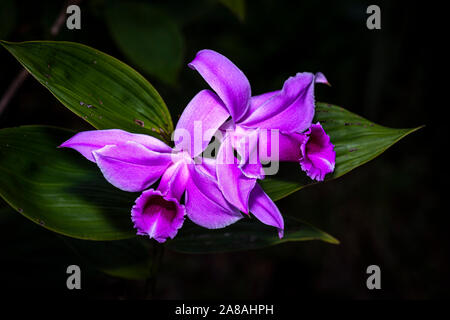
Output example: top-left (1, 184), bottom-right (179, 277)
top-left (60, 50), bottom-right (336, 242)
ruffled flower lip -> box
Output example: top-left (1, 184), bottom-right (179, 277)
top-left (299, 122), bottom-right (336, 182)
top-left (131, 189), bottom-right (185, 243)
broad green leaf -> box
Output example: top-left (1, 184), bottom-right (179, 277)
top-left (0, 40), bottom-right (173, 141)
top-left (63, 237), bottom-right (153, 280)
top-left (219, 0), bottom-right (246, 21)
top-left (0, 0), bottom-right (16, 39)
top-left (167, 216), bottom-right (338, 254)
top-left (261, 102), bottom-right (423, 201)
top-left (105, 1), bottom-right (184, 85)
top-left (0, 125), bottom-right (138, 240)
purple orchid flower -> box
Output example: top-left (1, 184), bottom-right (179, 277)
top-left (59, 49), bottom-right (335, 242)
top-left (59, 87), bottom-right (284, 241)
top-left (58, 88), bottom-right (233, 242)
top-left (188, 49), bottom-right (336, 221)
top-left (60, 129), bottom-right (188, 242)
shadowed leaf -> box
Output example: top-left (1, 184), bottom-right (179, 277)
top-left (63, 237), bottom-right (153, 280)
top-left (0, 0), bottom-right (16, 39)
top-left (0, 125), bottom-right (138, 240)
top-left (105, 1), bottom-right (184, 85)
top-left (167, 216), bottom-right (338, 254)
top-left (0, 203), bottom-right (152, 280)
top-left (219, 0), bottom-right (246, 21)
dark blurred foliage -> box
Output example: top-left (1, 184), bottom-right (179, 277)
top-left (0, 0), bottom-right (445, 299)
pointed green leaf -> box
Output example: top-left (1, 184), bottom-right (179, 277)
top-left (105, 1), bottom-right (184, 85)
top-left (0, 40), bottom-right (173, 141)
top-left (261, 102), bottom-right (423, 201)
top-left (0, 125), bottom-right (138, 240)
top-left (167, 216), bottom-right (338, 254)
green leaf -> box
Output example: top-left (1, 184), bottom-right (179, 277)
top-left (63, 237), bottom-right (153, 280)
top-left (261, 102), bottom-right (423, 201)
top-left (167, 216), bottom-right (338, 254)
top-left (219, 0), bottom-right (246, 21)
top-left (0, 125), bottom-right (138, 240)
top-left (105, 1), bottom-right (184, 86)
top-left (0, 40), bottom-right (173, 141)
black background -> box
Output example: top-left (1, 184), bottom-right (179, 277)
top-left (0, 0), bottom-right (445, 299)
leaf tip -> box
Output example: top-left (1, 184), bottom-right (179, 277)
top-left (320, 230), bottom-right (340, 245)
top-left (328, 237), bottom-right (340, 245)
top-left (399, 124), bottom-right (425, 141)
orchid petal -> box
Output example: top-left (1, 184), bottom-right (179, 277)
top-left (59, 129), bottom-right (172, 162)
top-left (131, 189), bottom-right (185, 243)
top-left (174, 89), bottom-right (229, 157)
top-left (92, 141), bottom-right (173, 192)
top-left (185, 164), bottom-right (242, 229)
top-left (235, 129), bottom-right (265, 180)
top-left (299, 122), bottom-right (336, 181)
top-left (241, 90), bottom-right (279, 121)
top-left (188, 49), bottom-right (251, 122)
top-left (249, 183), bottom-right (284, 238)
top-left (158, 160), bottom-right (190, 200)
top-left (239, 72), bottom-right (325, 133)
top-left (258, 131), bottom-right (308, 162)
top-left (216, 136), bottom-right (256, 214)
top-left (195, 157), bottom-right (218, 178)
top-left (185, 165), bottom-right (242, 229)
top-left (314, 72), bottom-right (330, 86)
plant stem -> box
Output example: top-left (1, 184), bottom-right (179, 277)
top-left (0, 69), bottom-right (28, 117)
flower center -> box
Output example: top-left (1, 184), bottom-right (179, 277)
top-left (143, 195), bottom-right (178, 223)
